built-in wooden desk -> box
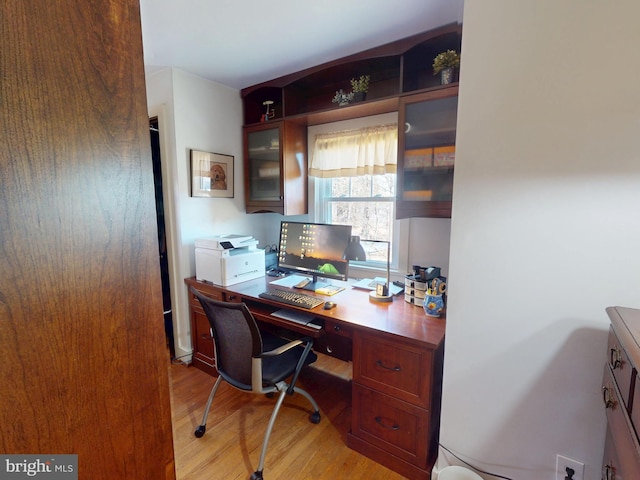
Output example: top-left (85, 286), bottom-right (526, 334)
top-left (184, 276), bottom-right (446, 480)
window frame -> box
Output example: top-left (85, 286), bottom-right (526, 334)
top-left (312, 175), bottom-right (408, 280)
top-left (307, 112), bottom-right (408, 281)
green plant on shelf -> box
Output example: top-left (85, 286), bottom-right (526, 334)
top-left (350, 74), bottom-right (370, 93)
top-left (432, 50), bottom-right (460, 75)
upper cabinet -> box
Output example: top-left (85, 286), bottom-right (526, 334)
top-left (241, 23), bottom-right (462, 217)
top-left (396, 87), bottom-right (458, 219)
top-left (244, 121), bottom-right (307, 215)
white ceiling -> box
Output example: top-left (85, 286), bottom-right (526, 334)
top-left (139, 0), bottom-right (464, 91)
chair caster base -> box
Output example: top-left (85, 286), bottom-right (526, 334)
top-left (250, 470), bottom-right (263, 480)
top-left (194, 425), bottom-right (206, 438)
top-left (309, 411), bottom-right (321, 424)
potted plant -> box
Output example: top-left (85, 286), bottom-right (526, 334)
top-left (350, 74), bottom-right (370, 102)
top-left (332, 89), bottom-right (354, 106)
top-left (432, 50), bottom-right (460, 85)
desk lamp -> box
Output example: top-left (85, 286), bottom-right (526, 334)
top-left (343, 236), bottom-right (393, 303)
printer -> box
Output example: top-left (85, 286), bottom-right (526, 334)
top-left (195, 234), bottom-right (265, 286)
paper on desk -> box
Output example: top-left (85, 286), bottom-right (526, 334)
top-left (269, 274), bottom-right (308, 288)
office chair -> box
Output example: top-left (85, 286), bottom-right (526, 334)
top-left (190, 288), bottom-right (321, 480)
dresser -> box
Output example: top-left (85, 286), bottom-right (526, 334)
top-left (602, 306), bottom-right (640, 479)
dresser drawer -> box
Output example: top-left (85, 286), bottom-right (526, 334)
top-left (631, 374), bottom-right (640, 440)
top-left (603, 365), bottom-right (640, 478)
top-left (608, 327), bottom-right (634, 410)
top-left (601, 426), bottom-right (621, 480)
top-left (351, 384), bottom-right (429, 468)
top-left (353, 332), bottom-right (433, 408)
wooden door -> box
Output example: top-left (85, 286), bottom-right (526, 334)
top-left (0, 1), bottom-right (176, 478)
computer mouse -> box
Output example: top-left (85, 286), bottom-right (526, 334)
top-left (323, 301), bottom-right (336, 310)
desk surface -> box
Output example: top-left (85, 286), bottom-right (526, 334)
top-left (187, 276), bottom-right (446, 349)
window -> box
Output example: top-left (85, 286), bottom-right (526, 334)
top-left (310, 122), bottom-right (402, 273)
top-left (315, 174), bottom-right (396, 267)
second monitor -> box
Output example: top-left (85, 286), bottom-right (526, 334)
top-left (277, 221), bottom-right (352, 292)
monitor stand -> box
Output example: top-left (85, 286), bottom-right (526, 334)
top-left (299, 273), bottom-right (331, 292)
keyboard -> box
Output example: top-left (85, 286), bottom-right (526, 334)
top-left (259, 288), bottom-right (325, 310)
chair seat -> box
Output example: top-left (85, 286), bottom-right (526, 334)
top-left (261, 332), bottom-right (317, 385)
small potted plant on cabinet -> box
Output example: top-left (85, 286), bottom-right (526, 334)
top-left (350, 75), bottom-right (370, 102)
top-left (432, 50), bottom-right (460, 85)
top-left (332, 89), bottom-right (354, 106)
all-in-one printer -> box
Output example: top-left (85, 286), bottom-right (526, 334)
top-left (195, 234), bottom-right (265, 286)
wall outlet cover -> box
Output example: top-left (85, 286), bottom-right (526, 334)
top-left (556, 454), bottom-right (584, 480)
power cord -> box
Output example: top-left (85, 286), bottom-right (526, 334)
top-left (438, 443), bottom-right (514, 480)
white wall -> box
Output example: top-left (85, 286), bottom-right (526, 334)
top-left (439, 1), bottom-right (640, 479)
top-left (146, 68), bottom-right (266, 359)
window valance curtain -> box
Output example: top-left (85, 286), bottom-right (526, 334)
top-left (309, 124), bottom-right (397, 178)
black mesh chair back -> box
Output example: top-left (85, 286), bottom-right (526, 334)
top-left (189, 287), bottom-right (321, 480)
top-left (197, 297), bottom-right (260, 389)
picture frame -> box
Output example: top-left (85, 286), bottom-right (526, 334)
top-left (190, 150), bottom-right (234, 198)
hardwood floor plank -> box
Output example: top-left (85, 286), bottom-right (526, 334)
top-left (169, 354), bottom-right (407, 479)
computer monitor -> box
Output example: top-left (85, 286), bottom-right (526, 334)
top-left (277, 221), bottom-right (352, 291)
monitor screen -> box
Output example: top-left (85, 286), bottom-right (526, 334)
top-left (277, 221), bottom-right (352, 290)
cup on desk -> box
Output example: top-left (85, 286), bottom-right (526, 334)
top-left (423, 293), bottom-right (445, 317)
top-left (423, 278), bottom-right (446, 317)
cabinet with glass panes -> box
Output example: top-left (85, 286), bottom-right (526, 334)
top-left (243, 120), bottom-right (307, 215)
top-left (396, 86), bottom-right (458, 219)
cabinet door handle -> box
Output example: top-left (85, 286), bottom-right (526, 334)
top-left (375, 416), bottom-right (399, 431)
top-left (609, 347), bottom-right (621, 370)
top-left (376, 360), bottom-right (401, 372)
top-left (601, 463), bottom-right (614, 480)
top-left (602, 386), bottom-right (615, 409)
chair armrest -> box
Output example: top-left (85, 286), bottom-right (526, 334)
top-left (259, 337), bottom-right (312, 357)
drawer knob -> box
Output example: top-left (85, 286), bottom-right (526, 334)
top-left (609, 347), bottom-right (621, 370)
top-left (602, 386), bottom-right (615, 409)
top-left (601, 463), bottom-right (614, 480)
top-left (376, 360), bottom-right (401, 372)
top-left (333, 325), bottom-right (341, 332)
top-left (375, 416), bottom-right (400, 431)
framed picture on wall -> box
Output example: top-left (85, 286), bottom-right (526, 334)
top-left (190, 149), bottom-right (234, 198)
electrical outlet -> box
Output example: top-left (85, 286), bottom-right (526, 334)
top-left (556, 454), bottom-right (584, 480)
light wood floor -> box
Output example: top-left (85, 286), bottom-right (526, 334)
top-left (169, 354), bottom-right (407, 480)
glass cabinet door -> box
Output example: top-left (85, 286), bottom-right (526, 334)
top-left (397, 87), bottom-right (458, 218)
top-left (246, 126), bottom-right (282, 202)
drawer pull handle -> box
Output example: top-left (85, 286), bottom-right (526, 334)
top-left (602, 386), bottom-right (614, 409)
top-left (609, 347), bottom-right (621, 370)
top-left (333, 325), bottom-right (341, 332)
top-left (601, 463), bottom-right (614, 480)
top-left (376, 360), bottom-right (401, 372)
top-left (375, 416), bottom-right (399, 431)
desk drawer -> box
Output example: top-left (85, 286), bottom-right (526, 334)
top-left (608, 327), bottom-right (633, 410)
top-left (352, 384), bottom-right (429, 468)
top-left (324, 320), bottom-right (353, 339)
top-left (354, 332), bottom-right (432, 408)
top-left (189, 284), bottom-right (241, 304)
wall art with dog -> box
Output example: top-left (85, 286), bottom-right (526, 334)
top-left (190, 149), bottom-right (234, 198)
